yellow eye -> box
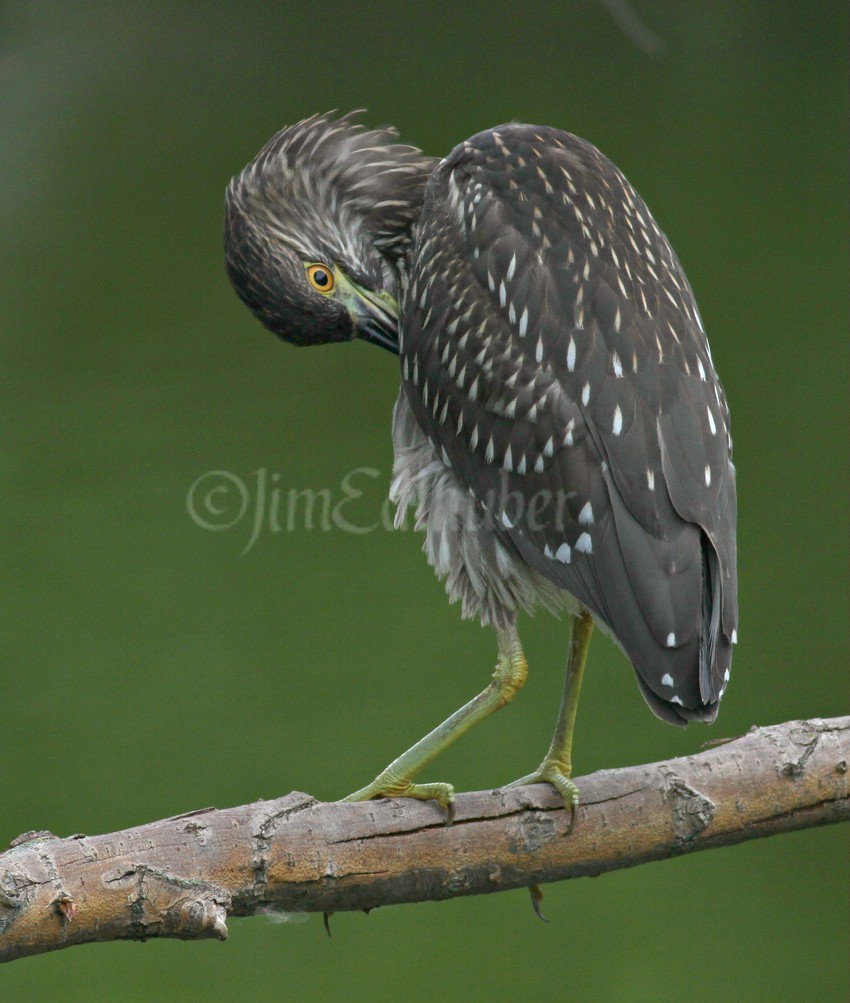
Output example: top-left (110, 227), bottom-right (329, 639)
top-left (306, 264), bottom-right (335, 293)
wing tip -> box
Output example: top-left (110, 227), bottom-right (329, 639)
top-left (635, 673), bottom-right (720, 727)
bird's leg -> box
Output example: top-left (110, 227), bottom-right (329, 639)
top-left (507, 610), bottom-right (594, 832)
top-left (341, 625), bottom-right (527, 820)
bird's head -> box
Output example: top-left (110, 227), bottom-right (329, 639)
top-left (224, 112), bottom-right (436, 353)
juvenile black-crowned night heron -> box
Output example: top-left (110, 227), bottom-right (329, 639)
top-left (224, 112), bottom-right (738, 825)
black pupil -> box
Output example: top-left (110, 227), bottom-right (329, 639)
top-left (313, 269), bottom-right (329, 287)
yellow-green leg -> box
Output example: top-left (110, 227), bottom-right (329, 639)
top-left (342, 625), bottom-right (527, 821)
top-left (507, 610), bottom-right (594, 833)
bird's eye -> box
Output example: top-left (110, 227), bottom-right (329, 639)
top-left (306, 264), bottom-right (335, 294)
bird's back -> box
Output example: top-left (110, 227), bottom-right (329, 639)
top-left (396, 124), bottom-right (737, 724)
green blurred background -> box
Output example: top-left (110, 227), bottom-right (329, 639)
top-left (2, 2), bottom-right (847, 999)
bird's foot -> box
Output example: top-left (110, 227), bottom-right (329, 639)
top-left (506, 761), bottom-right (579, 834)
top-left (341, 770), bottom-right (456, 824)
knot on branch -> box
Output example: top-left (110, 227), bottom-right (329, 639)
top-left (660, 769), bottom-right (717, 843)
top-left (104, 865), bottom-right (230, 942)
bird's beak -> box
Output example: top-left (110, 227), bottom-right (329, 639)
top-left (334, 270), bottom-right (400, 355)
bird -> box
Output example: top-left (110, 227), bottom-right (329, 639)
top-left (223, 112), bottom-right (738, 826)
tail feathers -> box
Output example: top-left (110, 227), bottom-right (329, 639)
top-left (700, 533), bottom-right (723, 703)
top-left (634, 531), bottom-right (731, 725)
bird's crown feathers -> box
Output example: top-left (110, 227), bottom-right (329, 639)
top-left (230, 111), bottom-right (436, 259)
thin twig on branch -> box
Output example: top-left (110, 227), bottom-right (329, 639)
top-left (1, 716), bottom-right (847, 963)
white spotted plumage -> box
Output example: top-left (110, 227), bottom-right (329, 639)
top-left (226, 115), bottom-right (737, 728)
top-left (395, 123), bottom-right (737, 724)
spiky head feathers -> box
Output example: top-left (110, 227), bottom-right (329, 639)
top-left (224, 112), bottom-right (436, 344)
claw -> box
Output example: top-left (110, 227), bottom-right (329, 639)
top-left (529, 884), bottom-right (550, 923)
top-left (444, 798), bottom-right (456, 826)
top-left (323, 912), bottom-right (333, 938)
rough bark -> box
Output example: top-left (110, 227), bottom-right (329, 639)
top-left (1, 716), bottom-right (847, 963)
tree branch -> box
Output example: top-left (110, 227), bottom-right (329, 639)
top-left (2, 716), bottom-right (847, 963)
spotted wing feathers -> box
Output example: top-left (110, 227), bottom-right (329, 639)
top-left (401, 125), bottom-right (737, 722)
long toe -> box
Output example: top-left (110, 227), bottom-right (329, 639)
top-left (505, 764), bottom-right (579, 834)
top-left (342, 773), bottom-right (456, 823)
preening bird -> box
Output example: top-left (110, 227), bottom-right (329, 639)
top-left (224, 112), bottom-right (738, 823)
